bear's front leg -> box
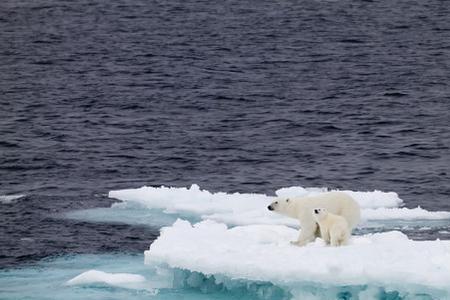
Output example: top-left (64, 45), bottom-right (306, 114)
top-left (291, 222), bottom-right (317, 246)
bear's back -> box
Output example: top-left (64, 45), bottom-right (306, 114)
top-left (294, 192), bottom-right (360, 229)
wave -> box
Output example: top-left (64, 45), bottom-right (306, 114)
top-left (0, 194), bottom-right (26, 204)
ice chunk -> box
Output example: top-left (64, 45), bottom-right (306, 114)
top-left (109, 184), bottom-right (270, 215)
top-left (146, 219), bottom-right (450, 296)
top-left (66, 269), bottom-right (146, 286)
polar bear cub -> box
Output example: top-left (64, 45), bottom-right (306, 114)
top-left (313, 208), bottom-right (350, 246)
top-left (267, 192), bottom-right (360, 246)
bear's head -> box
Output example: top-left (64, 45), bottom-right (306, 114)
top-left (313, 207), bottom-right (328, 221)
top-left (267, 197), bottom-right (296, 218)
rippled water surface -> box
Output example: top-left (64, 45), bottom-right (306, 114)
top-left (1, 0), bottom-right (450, 268)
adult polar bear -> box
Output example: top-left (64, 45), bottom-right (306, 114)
top-left (267, 192), bottom-right (360, 246)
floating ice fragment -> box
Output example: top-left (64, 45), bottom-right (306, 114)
top-left (146, 219), bottom-right (450, 296)
top-left (66, 269), bottom-right (146, 286)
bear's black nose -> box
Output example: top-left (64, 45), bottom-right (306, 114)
top-left (267, 205), bottom-right (273, 211)
top-left (314, 209), bottom-right (319, 214)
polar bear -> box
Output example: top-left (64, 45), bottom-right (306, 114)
top-left (313, 208), bottom-right (350, 246)
top-left (267, 192), bottom-right (360, 246)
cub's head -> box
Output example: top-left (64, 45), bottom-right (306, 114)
top-left (267, 197), bottom-right (294, 217)
top-left (313, 208), bottom-right (328, 221)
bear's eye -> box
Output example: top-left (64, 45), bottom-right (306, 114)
top-left (275, 201), bottom-right (278, 204)
top-left (286, 198), bottom-right (289, 202)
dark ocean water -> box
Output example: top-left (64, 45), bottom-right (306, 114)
top-left (1, 0), bottom-right (450, 267)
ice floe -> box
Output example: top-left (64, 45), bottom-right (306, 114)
top-left (146, 219), bottom-right (450, 298)
top-left (107, 185), bottom-right (450, 226)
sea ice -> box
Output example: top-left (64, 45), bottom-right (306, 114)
top-left (66, 270), bottom-right (147, 288)
top-left (145, 219), bottom-right (450, 298)
top-left (108, 185), bottom-right (450, 226)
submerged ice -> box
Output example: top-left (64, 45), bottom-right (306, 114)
top-left (66, 270), bottom-right (147, 289)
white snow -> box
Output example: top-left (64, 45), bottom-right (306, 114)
top-left (109, 184), bottom-right (270, 215)
top-left (108, 185), bottom-right (450, 226)
top-left (146, 219), bottom-right (450, 294)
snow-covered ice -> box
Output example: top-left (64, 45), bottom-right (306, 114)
top-left (108, 185), bottom-right (450, 226)
top-left (146, 219), bottom-right (450, 298)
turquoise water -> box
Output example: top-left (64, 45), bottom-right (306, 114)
top-left (0, 254), bottom-right (156, 300)
top-left (1, 253), bottom-right (444, 300)
top-left (0, 254), bottom-right (289, 300)
top-left (0, 254), bottom-right (256, 300)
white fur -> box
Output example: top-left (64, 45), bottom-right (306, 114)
top-left (268, 192), bottom-right (360, 246)
top-left (313, 208), bottom-right (350, 246)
